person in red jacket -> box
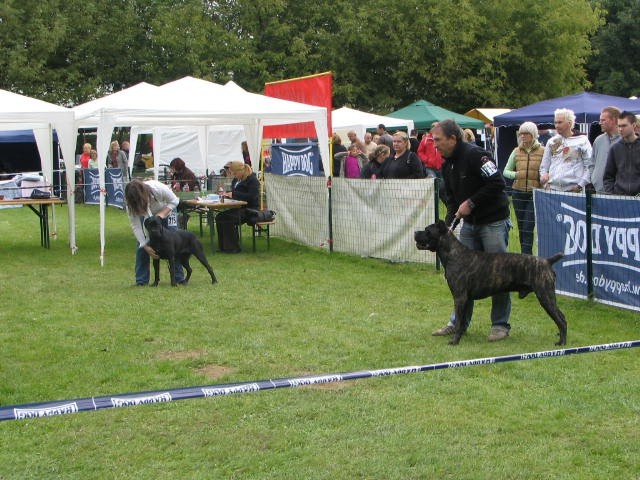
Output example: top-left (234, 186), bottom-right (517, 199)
top-left (418, 122), bottom-right (447, 201)
top-left (417, 122), bottom-right (443, 178)
top-left (79, 143), bottom-right (92, 169)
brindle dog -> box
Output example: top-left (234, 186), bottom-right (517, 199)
top-left (415, 220), bottom-right (567, 345)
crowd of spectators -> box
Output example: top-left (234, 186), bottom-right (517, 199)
top-left (330, 107), bottom-right (639, 259)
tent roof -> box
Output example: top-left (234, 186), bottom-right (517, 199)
top-left (332, 106), bottom-right (414, 133)
top-left (73, 82), bottom-right (158, 127)
top-left (0, 89), bottom-right (72, 118)
top-left (73, 76), bottom-right (330, 172)
top-left (387, 100), bottom-right (485, 130)
top-left (88, 77), bottom-right (328, 127)
top-left (0, 88), bottom-right (74, 163)
top-left (493, 91), bottom-right (640, 127)
top-left (74, 77), bottom-right (329, 132)
top-left (464, 108), bottom-right (511, 124)
top-left (0, 89), bottom-right (74, 134)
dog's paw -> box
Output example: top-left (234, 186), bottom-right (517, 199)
top-left (150, 282), bottom-right (159, 287)
top-left (556, 331), bottom-right (567, 346)
top-left (448, 339), bottom-right (460, 346)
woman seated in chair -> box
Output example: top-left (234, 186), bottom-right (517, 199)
top-left (169, 157), bottom-right (200, 192)
top-left (215, 161), bottom-right (260, 253)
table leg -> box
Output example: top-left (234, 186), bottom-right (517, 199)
top-left (41, 204), bottom-right (50, 248)
top-left (26, 204), bottom-right (50, 248)
top-left (207, 209), bottom-right (216, 254)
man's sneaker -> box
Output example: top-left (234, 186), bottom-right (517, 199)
top-left (488, 325), bottom-right (509, 342)
top-left (432, 325), bottom-right (455, 336)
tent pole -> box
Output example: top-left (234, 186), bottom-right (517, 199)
top-left (327, 138), bottom-right (334, 252)
top-left (260, 146), bottom-right (265, 210)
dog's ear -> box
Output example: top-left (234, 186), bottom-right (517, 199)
top-left (144, 215), bottom-right (161, 229)
top-left (436, 220), bottom-right (448, 233)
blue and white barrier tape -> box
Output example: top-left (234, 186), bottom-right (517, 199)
top-left (2, 340), bottom-right (638, 422)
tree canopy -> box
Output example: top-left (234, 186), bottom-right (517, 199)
top-left (0, 0), bottom-right (605, 114)
top-left (587, 0), bottom-right (640, 98)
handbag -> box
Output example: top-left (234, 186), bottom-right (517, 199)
top-left (245, 208), bottom-right (276, 226)
top-left (30, 189), bottom-right (51, 199)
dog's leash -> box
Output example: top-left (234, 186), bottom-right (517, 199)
top-left (448, 217), bottom-right (461, 233)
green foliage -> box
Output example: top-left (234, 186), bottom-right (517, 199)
top-left (149, 0), bottom-right (222, 84)
top-left (0, 1), bottom-right (66, 100)
top-left (0, 204), bottom-right (639, 478)
top-left (408, 0), bottom-right (602, 111)
top-left (0, 0), bottom-right (604, 113)
top-left (587, 0), bottom-right (640, 97)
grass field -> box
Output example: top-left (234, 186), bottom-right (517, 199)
top-left (1, 204), bottom-right (639, 479)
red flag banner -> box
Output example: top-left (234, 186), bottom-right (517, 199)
top-left (263, 72), bottom-right (332, 139)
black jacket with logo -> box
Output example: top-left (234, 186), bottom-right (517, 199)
top-left (442, 141), bottom-right (510, 226)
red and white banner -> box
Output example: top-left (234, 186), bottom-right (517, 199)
top-left (263, 72), bottom-right (332, 139)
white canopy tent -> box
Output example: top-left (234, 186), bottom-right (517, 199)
top-left (74, 76), bottom-right (330, 264)
top-left (129, 77), bottom-right (249, 178)
top-left (73, 82), bottom-right (159, 130)
top-left (73, 81), bottom-right (220, 177)
top-left (0, 89), bottom-right (77, 252)
top-left (332, 106), bottom-right (415, 141)
top-left (74, 81), bottom-right (161, 179)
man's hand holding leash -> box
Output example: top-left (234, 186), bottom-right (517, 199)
top-left (455, 198), bottom-right (475, 219)
top-left (448, 199), bottom-right (473, 233)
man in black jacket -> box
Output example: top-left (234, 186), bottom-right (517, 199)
top-left (603, 111), bottom-right (640, 196)
top-left (430, 119), bottom-right (513, 342)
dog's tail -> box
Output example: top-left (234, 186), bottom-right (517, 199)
top-left (547, 252), bottom-right (563, 265)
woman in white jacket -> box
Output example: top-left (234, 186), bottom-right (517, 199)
top-left (124, 179), bottom-right (185, 286)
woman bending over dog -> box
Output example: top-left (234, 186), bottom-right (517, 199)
top-left (125, 178), bottom-right (185, 286)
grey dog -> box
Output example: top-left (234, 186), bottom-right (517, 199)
top-left (144, 215), bottom-right (218, 286)
top-left (414, 220), bottom-right (567, 345)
